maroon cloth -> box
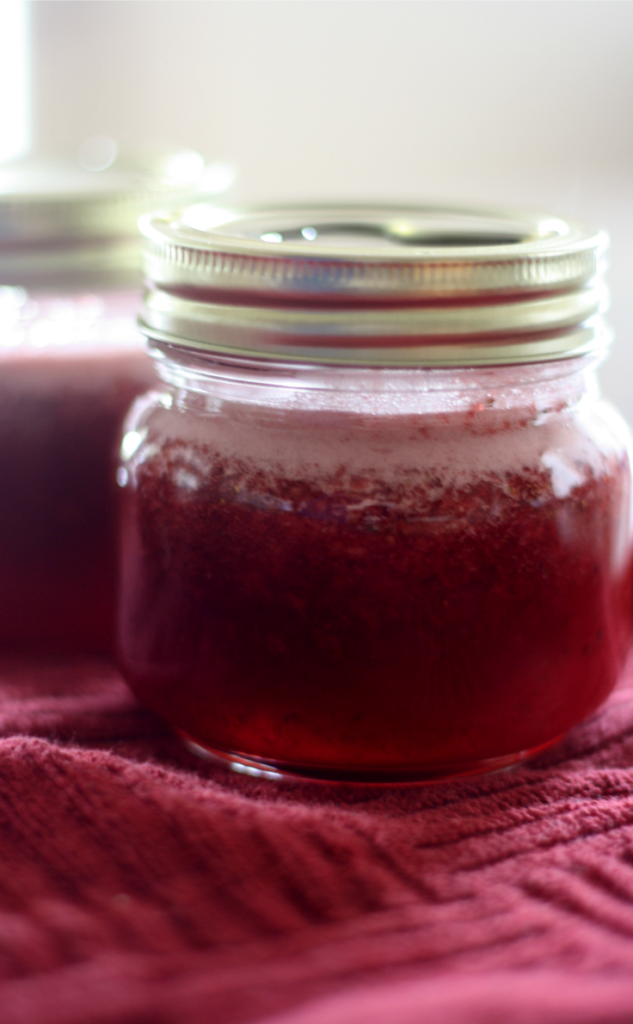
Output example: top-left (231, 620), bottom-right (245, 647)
top-left (2, 658), bottom-right (633, 1023)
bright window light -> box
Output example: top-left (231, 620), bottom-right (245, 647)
top-left (0, 1), bottom-right (30, 163)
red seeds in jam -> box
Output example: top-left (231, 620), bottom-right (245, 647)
top-left (118, 428), bottom-right (633, 781)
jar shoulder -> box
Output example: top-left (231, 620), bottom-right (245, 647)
top-left (120, 385), bottom-right (633, 505)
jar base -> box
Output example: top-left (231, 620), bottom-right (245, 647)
top-left (178, 731), bottom-right (563, 785)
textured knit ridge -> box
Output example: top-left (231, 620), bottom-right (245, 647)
top-left (1, 657), bottom-right (633, 1023)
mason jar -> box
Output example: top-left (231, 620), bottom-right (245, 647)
top-left (0, 152), bottom-right (211, 653)
top-left (117, 204), bottom-right (633, 781)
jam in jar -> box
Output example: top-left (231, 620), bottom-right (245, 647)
top-left (0, 153), bottom-right (209, 653)
top-left (117, 205), bottom-right (633, 781)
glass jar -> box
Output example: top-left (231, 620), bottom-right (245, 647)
top-left (117, 204), bottom-right (633, 781)
top-left (0, 153), bottom-right (211, 653)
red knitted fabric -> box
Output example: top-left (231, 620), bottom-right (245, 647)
top-left (2, 656), bottom-right (633, 1024)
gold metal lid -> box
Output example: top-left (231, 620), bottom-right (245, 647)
top-left (0, 150), bottom-right (228, 289)
top-left (139, 203), bottom-right (609, 366)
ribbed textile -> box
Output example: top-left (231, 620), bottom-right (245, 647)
top-left (2, 657), bottom-right (633, 1024)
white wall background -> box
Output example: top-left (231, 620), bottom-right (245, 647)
top-left (0, 2), bottom-right (29, 162)
top-left (29, 1), bottom-right (633, 419)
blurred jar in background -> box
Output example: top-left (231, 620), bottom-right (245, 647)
top-left (0, 146), bottom-right (226, 653)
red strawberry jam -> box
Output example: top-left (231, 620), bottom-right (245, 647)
top-left (0, 290), bottom-right (156, 652)
top-left (117, 359), bottom-right (633, 780)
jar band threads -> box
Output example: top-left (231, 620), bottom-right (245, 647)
top-left (139, 204), bottom-right (608, 367)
